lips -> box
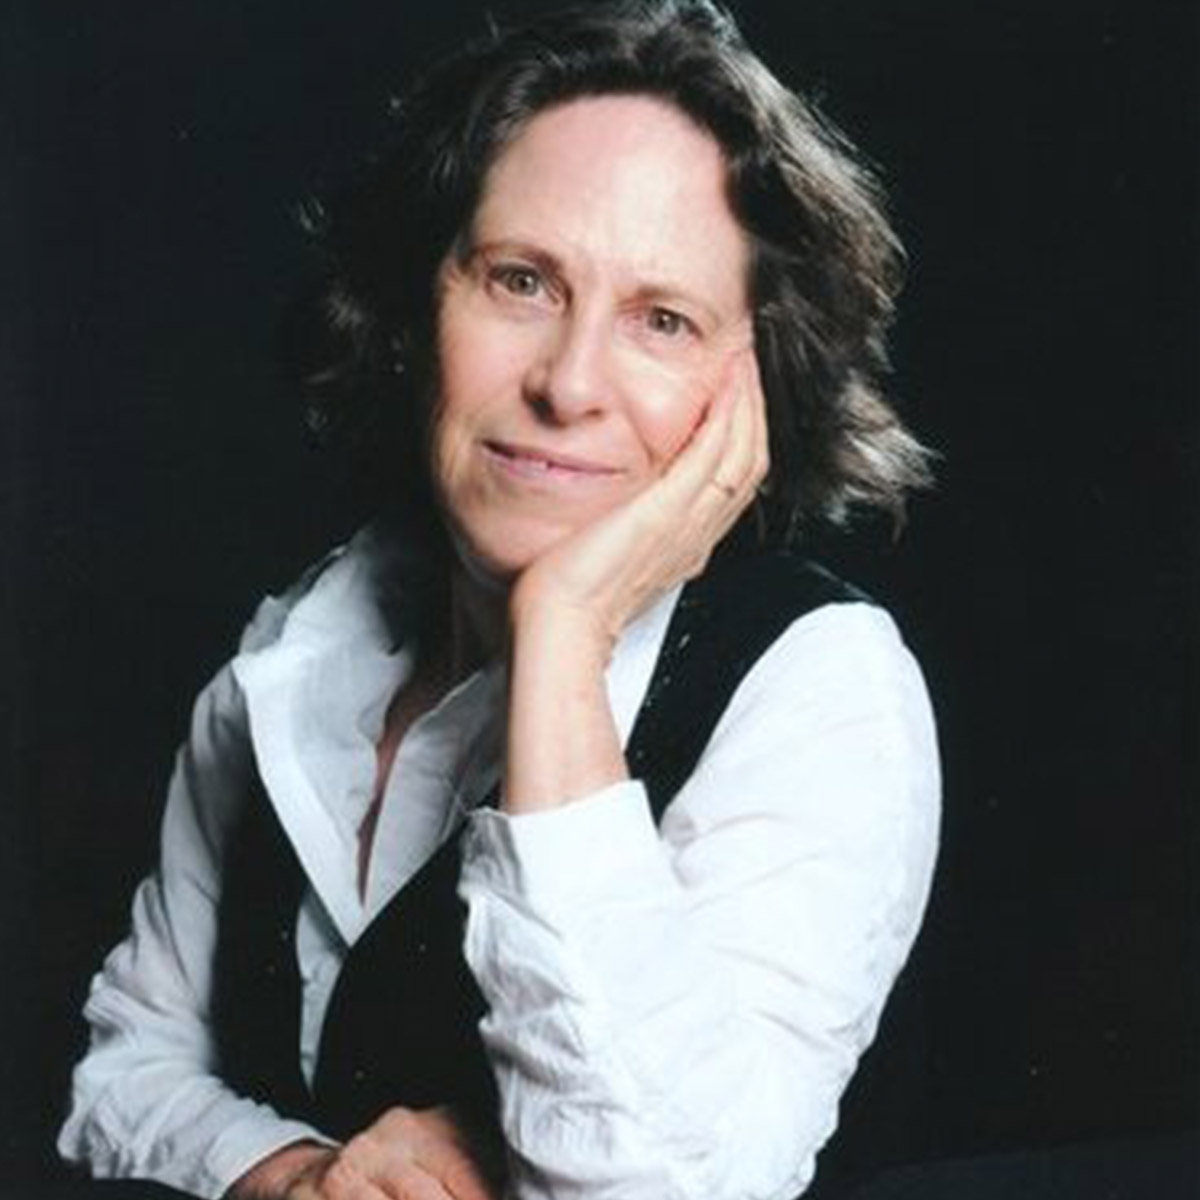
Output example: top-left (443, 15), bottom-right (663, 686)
top-left (483, 440), bottom-right (622, 479)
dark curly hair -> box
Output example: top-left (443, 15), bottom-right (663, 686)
top-left (286, 0), bottom-right (933, 540)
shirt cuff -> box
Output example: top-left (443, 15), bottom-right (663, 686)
top-left (203, 1117), bottom-right (338, 1200)
top-left (460, 780), bottom-right (677, 914)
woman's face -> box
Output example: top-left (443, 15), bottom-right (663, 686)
top-left (431, 94), bottom-right (752, 579)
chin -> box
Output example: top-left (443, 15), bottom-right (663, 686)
top-left (447, 514), bottom-right (575, 586)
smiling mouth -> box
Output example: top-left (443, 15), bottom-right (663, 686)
top-left (483, 440), bottom-right (622, 479)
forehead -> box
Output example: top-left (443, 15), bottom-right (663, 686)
top-left (471, 94), bottom-right (750, 307)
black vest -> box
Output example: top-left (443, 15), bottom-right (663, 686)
top-left (210, 539), bottom-right (914, 1190)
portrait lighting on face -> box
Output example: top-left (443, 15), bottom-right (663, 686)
top-left (431, 94), bottom-right (753, 580)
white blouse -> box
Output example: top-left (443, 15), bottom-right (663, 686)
top-left (58, 524), bottom-right (940, 1200)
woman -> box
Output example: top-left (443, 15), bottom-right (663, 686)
top-left (59, 2), bottom-right (939, 1198)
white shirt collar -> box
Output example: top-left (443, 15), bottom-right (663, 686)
top-left (231, 524), bottom-right (679, 943)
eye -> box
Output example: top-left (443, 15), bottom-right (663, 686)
top-left (489, 263), bottom-right (545, 299)
top-left (645, 306), bottom-right (696, 339)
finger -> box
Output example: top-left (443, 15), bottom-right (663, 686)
top-left (380, 1107), bottom-right (498, 1200)
top-left (651, 353), bottom-right (755, 584)
top-left (716, 355), bottom-right (755, 487)
top-left (630, 354), bottom-right (752, 573)
top-left (727, 349), bottom-right (768, 490)
top-left (294, 1156), bottom-right (390, 1200)
top-left (412, 1148), bottom-right (496, 1200)
top-left (652, 351), bottom-right (743, 506)
top-left (727, 353), bottom-right (770, 518)
top-left (746, 348), bottom-right (770, 486)
top-left (703, 351), bottom-right (761, 512)
top-left (386, 1161), bottom-right (456, 1200)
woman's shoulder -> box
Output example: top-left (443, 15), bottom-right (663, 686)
top-left (233, 521), bottom-right (414, 657)
top-left (684, 534), bottom-right (934, 742)
top-left (234, 544), bottom-right (349, 654)
top-left (715, 581), bottom-right (937, 797)
top-left (756, 598), bottom-right (921, 699)
top-left (669, 538), bottom-right (889, 690)
top-left (697, 537), bottom-right (873, 615)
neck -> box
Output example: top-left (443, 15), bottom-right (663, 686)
top-left (447, 563), bottom-right (509, 681)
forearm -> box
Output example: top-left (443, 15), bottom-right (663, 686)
top-left (61, 1032), bottom-right (330, 1200)
top-left (462, 786), bottom-right (839, 1200)
top-left (60, 661), bottom-right (333, 1200)
top-left (463, 605), bottom-right (941, 1200)
top-left (503, 596), bottom-right (627, 814)
top-left (63, 935), bottom-right (333, 1197)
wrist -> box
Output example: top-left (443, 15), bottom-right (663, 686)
top-left (504, 600), bottom-right (626, 815)
top-left (508, 580), bottom-right (613, 673)
top-left (226, 1141), bottom-right (332, 1200)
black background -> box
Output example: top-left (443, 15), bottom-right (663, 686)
top-left (3, 0), bottom-right (1198, 1189)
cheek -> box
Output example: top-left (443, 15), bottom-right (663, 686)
top-left (431, 337), bottom-right (495, 468)
top-left (628, 372), bottom-right (709, 471)
top-left (435, 304), bottom-right (531, 431)
top-left (427, 370), bottom-right (482, 505)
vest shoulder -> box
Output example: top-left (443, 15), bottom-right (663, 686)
top-left (697, 542), bottom-right (874, 624)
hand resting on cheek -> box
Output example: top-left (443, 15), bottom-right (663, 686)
top-left (503, 342), bottom-right (769, 815)
top-left (510, 340), bottom-right (769, 656)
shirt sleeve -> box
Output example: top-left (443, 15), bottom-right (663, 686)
top-left (56, 653), bottom-right (335, 1200)
top-left (458, 603), bottom-right (940, 1200)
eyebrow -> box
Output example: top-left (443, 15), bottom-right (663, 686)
top-left (464, 239), bottom-right (564, 284)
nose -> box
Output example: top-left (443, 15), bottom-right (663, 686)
top-left (523, 308), bottom-right (614, 425)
